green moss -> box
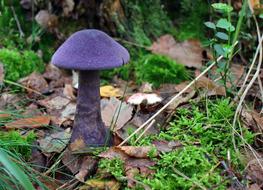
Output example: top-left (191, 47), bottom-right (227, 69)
top-left (135, 54), bottom-right (189, 87)
top-left (0, 130), bottom-right (36, 160)
top-left (98, 158), bottom-right (125, 181)
top-left (0, 48), bottom-right (45, 81)
top-left (129, 98), bottom-right (254, 189)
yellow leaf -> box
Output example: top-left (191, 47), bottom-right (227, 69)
top-left (100, 85), bottom-right (121, 97)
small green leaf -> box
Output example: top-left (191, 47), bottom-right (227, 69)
top-left (214, 44), bottom-right (225, 56)
top-left (259, 14), bottom-right (263, 19)
top-left (215, 32), bottom-right (229, 41)
top-left (204, 21), bottom-right (216, 30)
top-left (216, 19), bottom-right (235, 32)
top-left (212, 3), bottom-right (233, 13)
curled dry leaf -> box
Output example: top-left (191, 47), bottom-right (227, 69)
top-left (5, 116), bottom-right (50, 129)
top-left (150, 34), bottom-right (203, 69)
top-left (127, 93), bottom-right (162, 105)
top-left (39, 129), bottom-right (71, 154)
top-left (101, 97), bottom-right (133, 131)
top-left (153, 140), bottom-right (183, 153)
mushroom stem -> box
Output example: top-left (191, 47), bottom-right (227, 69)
top-left (70, 70), bottom-right (109, 147)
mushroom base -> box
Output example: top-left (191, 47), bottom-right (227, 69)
top-left (70, 70), bottom-right (111, 149)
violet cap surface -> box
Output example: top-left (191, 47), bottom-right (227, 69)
top-left (51, 29), bottom-right (130, 70)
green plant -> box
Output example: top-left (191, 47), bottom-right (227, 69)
top-left (0, 48), bottom-right (45, 81)
top-left (136, 54), bottom-right (189, 87)
top-left (98, 158), bottom-right (125, 181)
top-left (204, 2), bottom-right (247, 93)
top-left (0, 130), bottom-right (36, 160)
top-left (0, 148), bottom-right (35, 190)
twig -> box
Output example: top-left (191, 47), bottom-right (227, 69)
top-left (134, 119), bottom-right (155, 144)
top-left (3, 79), bottom-right (43, 96)
top-left (118, 51), bottom-right (232, 146)
top-left (11, 6), bottom-right (25, 38)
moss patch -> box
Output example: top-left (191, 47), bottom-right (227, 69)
top-left (0, 48), bottom-right (45, 81)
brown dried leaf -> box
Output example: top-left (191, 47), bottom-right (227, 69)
top-left (39, 96), bottom-right (70, 110)
top-left (19, 72), bottom-right (48, 93)
top-left (150, 35), bottom-right (203, 69)
top-left (75, 156), bottom-right (98, 182)
top-left (63, 84), bottom-right (76, 100)
top-left (194, 76), bottom-right (226, 96)
top-left (116, 146), bottom-right (157, 158)
top-left (101, 97), bottom-right (133, 131)
top-left (5, 116), bottom-right (50, 129)
top-left (99, 147), bottom-right (129, 161)
top-left (43, 64), bottom-right (62, 81)
top-left (246, 159), bottom-right (263, 185)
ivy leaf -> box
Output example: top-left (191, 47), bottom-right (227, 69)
top-left (204, 21), bottom-right (216, 30)
top-left (212, 3), bottom-right (233, 13)
top-left (216, 19), bottom-right (235, 32)
top-left (215, 32), bottom-right (229, 41)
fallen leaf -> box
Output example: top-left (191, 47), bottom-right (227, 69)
top-left (99, 147), bottom-right (129, 161)
top-left (0, 93), bottom-right (21, 109)
top-left (153, 140), bottom-right (183, 153)
top-left (100, 85), bottom-right (122, 97)
top-left (70, 138), bottom-right (86, 151)
top-left (194, 76), bottom-right (226, 96)
top-left (61, 103), bottom-right (76, 121)
top-left (127, 93), bottom-right (162, 105)
top-left (63, 84), bottom-right (76, 100)
top-left (0, 113), bottom-right (11, 119)
top-left (43, 64), bottom-right (62, 81)
top-left (39, 96), bottom-right (70, 110)
top-left (80, 179), bottom-right (120, 190)
top-left (245, 159), bottom-right (263, 185)
top-left (230, 64), bottom-right (245, 85)
top-left (101, 97), bottom-right (133, 131)
top-left (248, 183), bottom-right (261, 190)
top-left (19, 72), bottom-right (48, 93)
top-left (75, 156), bottom-right (98, 182)
top-left (150, 34), bottom-right (204, 69)
top-left (117, 146), bottom-right (157, 158)
top-left (5, 116), bottom-right (50, 129)
top-left (39, 129), bottom-right (71, 153)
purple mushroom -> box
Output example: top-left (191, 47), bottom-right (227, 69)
top-left (51, 29), bottom-right (130, 149)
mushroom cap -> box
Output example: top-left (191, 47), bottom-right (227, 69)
top-left (51, 29), bottom-right (130, 70)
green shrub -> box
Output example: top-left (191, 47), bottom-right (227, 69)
top-left (0, 48), bottom-right (45, 81)
top-left (136, 54), bottom-right (189, 87)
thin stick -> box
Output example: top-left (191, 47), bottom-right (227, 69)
top-left (11, 6), bottom-right (25, 38)
top-left (134, 119), bottom-right (156, 144)
top-left (3, 79), bottom-right (43, 96)
top-left (119, 52), bottom-right (230, 146)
